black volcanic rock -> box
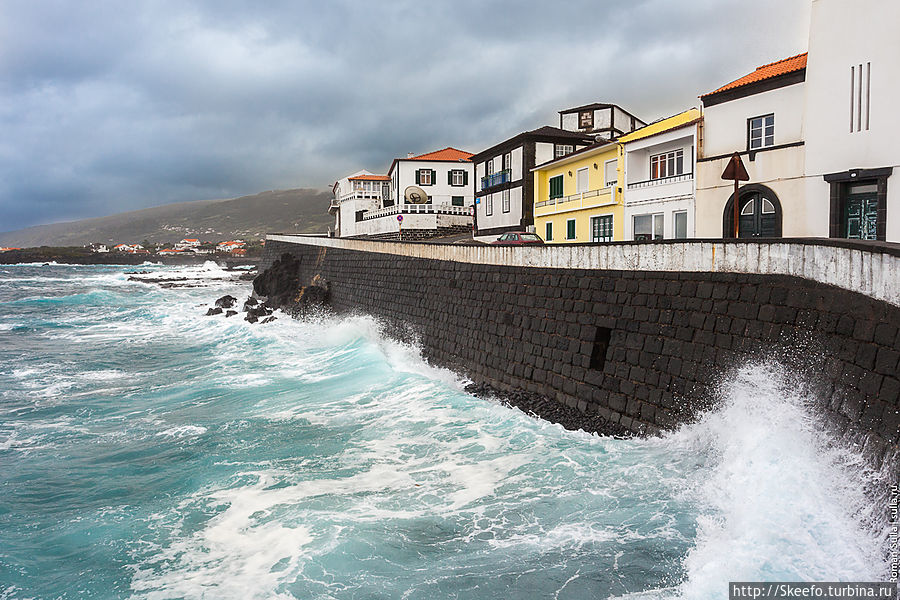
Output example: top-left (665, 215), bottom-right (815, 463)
top-left (253, 253), bottom-right (301, 308)
top-left (225, 310), bottom-right (237, 318)
top-left (205, 307), bottom-right (223, 316)
top-left (215, 295), bottom-right (238, 309)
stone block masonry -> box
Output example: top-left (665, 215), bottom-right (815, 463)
top-left (261, 235), bottom-right (900, 470)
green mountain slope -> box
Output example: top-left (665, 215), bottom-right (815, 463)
top-left (0, 188), bottom-right (334, 247)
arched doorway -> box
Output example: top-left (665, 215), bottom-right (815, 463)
top-left (723, 184), bottom-right (783, 238)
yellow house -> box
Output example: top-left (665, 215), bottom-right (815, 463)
top-left (533, 142), bottom-right (623, 243)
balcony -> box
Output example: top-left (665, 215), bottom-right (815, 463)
top-left (627, 172), bottom-right (693, 190)
top-left (361, 203), bottom-right (472, 221)
top-left (534, 188), bottom-right (616, 211)
top-left (480, 169), bottom-right (511, 190)
top-left (339, 190), bottom-right (384, 202)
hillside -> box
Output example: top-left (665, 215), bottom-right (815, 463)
top-left (0, 188), bottom-right (334, 247)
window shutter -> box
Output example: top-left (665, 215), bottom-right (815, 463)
top-left (430, 169), bottom-right (436, 185)
top-left (415, 170), bottom-right (421, 185)
top-left (463, 171), bottom-right (468, 186)
top-left (448, 170), bottom-right (453, 185)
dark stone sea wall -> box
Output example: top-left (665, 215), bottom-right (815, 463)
top-left (260, 238), bottom-right (900, 470)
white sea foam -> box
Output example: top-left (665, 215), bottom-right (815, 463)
top-left (156, 425), bottom-right (208, 438)
top-left (631, 362), bottom-right (890, 599)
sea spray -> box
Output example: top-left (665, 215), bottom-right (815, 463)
top-left (0, 264), bottom-right (890, 600)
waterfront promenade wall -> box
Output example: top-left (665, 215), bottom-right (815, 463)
top-left (262, 235), bottom-right (900, 466)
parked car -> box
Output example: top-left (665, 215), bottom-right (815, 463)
top-left (491, 232), bottom-right (545, 246)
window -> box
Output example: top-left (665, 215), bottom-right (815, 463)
top-left (674, 211), bottom-right (688, 239)
top-left (417, 169), bottom-right (433, 186)
top-left (545, 222), bottom-right (553, 241)
top-left (555, 144), bottom-right (574, 158)
top-left (575, 167), bottom-right (589, 193)
top-left (566, 218), bottom-right (576, 240)
top-left (502, 189), bottom-right (510, 213)
top-left (549, 175), bottom-right (564, 199)
top-left (634, 213), bottom-right (663, 241)
top-left (850, 63), bottom-right (871, 132)
top-left (591, 215), bottom-right (613, 242)
top-left (451, 196), bottom-right (464, 207)
top-left (503, 152), bottom-right (511, 170)
top-left (748, 114), bottom-right (774, 149)
top-left (650, 149), bottom-right (684, 180)
top-left (579, 110), bottom-right (594, 129)
top-left (450, 170), bottom-right (467, 186)
top-left (485, 194), bottom-right (493, 216)
top-left (604, 160), bottom-right (617, 188)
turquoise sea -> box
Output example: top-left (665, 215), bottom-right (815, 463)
top-left (0, 263), bottom-right (891, 599)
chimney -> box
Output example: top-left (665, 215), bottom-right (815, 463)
top-left (407, 152), bottom-right (414, 158)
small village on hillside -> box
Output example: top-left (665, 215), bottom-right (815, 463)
top-left (329, 5), bottom-right (897, 247)
top-left (84, 238), bottom-right (260, 256)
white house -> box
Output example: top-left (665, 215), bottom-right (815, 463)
top-left (696, 0), bottom-right (898, 243)
top-left (802, 0), bottom-right (899, 242)
top-left (329, 170), bottom-right (389, 238)
top-left (558, 102), bottom-right (646, 140)
top-left (696, 54), bottom-right (807, 239)
top-left (331, 148), bottom-right (474, 240)
top-left (175, 238), bottom-right (201, 250)
top-left (621, 109), bottom-right (701, 240)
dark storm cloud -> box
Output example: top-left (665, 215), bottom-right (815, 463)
top-left (0, 0), bottom-right (810, 231)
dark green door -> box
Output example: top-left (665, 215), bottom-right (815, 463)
top-left (737, 192), bottom-right (778, 238)
top-left (845, 194), bottom-right (878, 240)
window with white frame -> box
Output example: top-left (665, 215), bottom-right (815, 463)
top-left (555, 144), bottom-right (574, 158)
top-left (566, 218), bottom-right (576, 240)
top-left (418, 169), bottom-right (433, 185)
top-left (502, 189), bottom-right (510, 213)
top-left (633, 213), bottom-right (663, 241)
top-left (576, 167), bottom-right (589, 193)
top-left (485, 194), bottom-right (493, 216)
top-left (748, 114), bottom-right (774, 149)
top-left (604, 160), bottom-right (617, 188)
top-left (674, 211), bottom-right (688, 239)
top-left (650, 149), bottom-right (684, 180)
top-left (591, 215), bottom-right (613, 242)
top-left (451, 170), bottom-right (466, 186)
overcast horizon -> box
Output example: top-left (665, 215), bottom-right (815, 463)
top-left (0, 0), bottom-right (812, 233)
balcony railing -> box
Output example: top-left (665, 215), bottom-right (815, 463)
top-left (361, 203), bottom-right (473, 221)
top-left (480, 169), bottom-right (511, 190)
top-left (534, 188), bottom-right (615, 209)
top-left (627, 172), bottom-right (693, 189)
top-left (339, 190), bottom-right (384, 203)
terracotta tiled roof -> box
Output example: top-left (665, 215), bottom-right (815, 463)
top-left (348, 174), bottom-right (391, 181)
top-left (407, 147), bottom-right (473, 162)
top-left (702, 52), bottom-right (807, 98)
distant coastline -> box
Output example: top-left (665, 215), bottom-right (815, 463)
top-left (0, 247), bottom-right (259, 267)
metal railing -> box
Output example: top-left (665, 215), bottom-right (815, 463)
top-left (627, 172), bottom-right (693, 189)
top-left (338, 191), bottom-right (384, 203)
top-left (480, 169), bottom-right (511, 190)
top-left (361, 203), bottom-right (472, 221)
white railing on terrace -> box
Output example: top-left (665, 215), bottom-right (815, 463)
top-left (534, 188), bottom-right (615, 209)
top-left (361, 203), bottom-right (472, 221)
top-left (627, 172), bottom-right (693, 189)
top-left (339, 191), bottom-right (384, 203)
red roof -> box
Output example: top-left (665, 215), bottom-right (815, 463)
top-left (702, 52), bottom-right (807, 98)
top-left (407, 147), bottom-right (473, 162)
top-left (348, 174), bottom-right (390, 181)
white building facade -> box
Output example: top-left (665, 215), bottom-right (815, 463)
top-left (803, 0), bottom-right (900, 242)
top-left (621, 110), bottom-right (700, 241)
top-left (330, 149), bottom-right (474, 240)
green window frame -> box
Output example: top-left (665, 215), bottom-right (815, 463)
top-left (566, 218), bottom-right (576, 240)
top-left (451, 196), bottom-right (464, 207)
top-left (549, 175), bottom-right (564, 199)
top-left (545, 222), bottom-right (553, 241)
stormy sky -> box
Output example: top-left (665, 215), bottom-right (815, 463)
top-left (0, 0), bottom-right (810, 232)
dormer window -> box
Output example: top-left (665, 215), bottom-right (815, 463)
top-left (555, 144), bottom-right (574, 158)
top-left (748, 114), bottom-right (774, 149)
top-left (579, 110), bottom-right (593, 129)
